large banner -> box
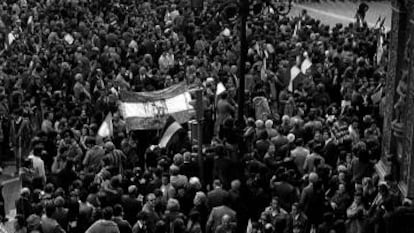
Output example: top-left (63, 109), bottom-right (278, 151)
top-left (119, 83), bottom-right (194, 130)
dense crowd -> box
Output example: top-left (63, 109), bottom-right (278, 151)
top-left (0, 0), bottom-right (411, 233)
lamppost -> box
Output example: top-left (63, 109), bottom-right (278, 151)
top-left (192, 0), bottom-right (293, 127)
top-left (189, 0), bottom-right (293, 180)
top-left (236, 0), bottom-right (293, 128)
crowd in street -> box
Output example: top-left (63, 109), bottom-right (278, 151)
top-left (0, 0), bottom-right (411, 233)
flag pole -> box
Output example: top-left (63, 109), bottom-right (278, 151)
top-left (195, 89), bottom-right (204, 185)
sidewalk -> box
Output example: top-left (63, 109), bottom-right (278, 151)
top-left (1, 164), bottom-right (19, 233)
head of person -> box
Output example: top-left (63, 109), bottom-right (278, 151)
top-left (193, 191), bottom-right (207, 206)
top-left (271, 196), bottom-right (280, 209)
top-left (113, 204), bottom-right (123, 217)
top-left (189, 177), bottom-right (202, 190)
top-left (169, 165), bottom-right (180, 176)
top-left (45, 201), bottom-right (56, 218)
top-left (166, 198), bottom-right (180, 212)
top-left (231, 179), bottom-right (241, 191)
top-left (54, 196), bottom-right (65, 209)
top-left (309, 172), bottom-right (319, 184)
top-left (146, 193), bottom-right (156, 207)
top-left (103, 206), bottom-right (114, 220)
top-left (128, 185), bottom-right (138, 197)
top-left (265, 120), bottom-right (273, 129)
top-left (213, 179), bottom-right (222, 189)
top-left (354, 193), bottom-right (363, 205)
top-left (291, 202), bottom-right (301, 215)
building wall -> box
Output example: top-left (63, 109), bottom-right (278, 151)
top-left (381, 0), bottom-right (414, 198)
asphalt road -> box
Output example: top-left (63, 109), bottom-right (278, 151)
top-left (0, 165), bottom-right (19, 232)
top-left (290, 0), bottom-right (391, 31)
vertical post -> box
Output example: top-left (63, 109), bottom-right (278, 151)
top-left (195, 89), bottom-right (204, 184)
top-left (237, 0), bottom-right (248, 128)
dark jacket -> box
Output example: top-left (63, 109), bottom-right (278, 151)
top-left (121, 195), bottom-right (142, 226)
top-left (207, 188), bottom-right (229, 209)
top-left (270, 181), bottom-right (298, 212)
top-left (15, 196), bottom-right (33, 219)
top-left (206, 205), bottom-right (236, 233)
top-left (113, 216), bottom-right (132, 233)
top-left (300, 183), bottom-right (325, 225)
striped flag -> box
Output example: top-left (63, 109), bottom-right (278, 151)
top-left (159, 116), bottom-right (183, 148)
top-left (119, 83), bottom-right (194, 130)
top-left (97, 112), bottom-right (113, 138)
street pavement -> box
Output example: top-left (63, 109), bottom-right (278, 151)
top-left (1, 164), bottom-right (19, 232)
top-left (290, 0), bottom-right (391, 31)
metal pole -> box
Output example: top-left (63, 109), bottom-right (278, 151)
top-left (195, 89), bottom-right (204, 184)
top-left (238, 0), bottom-right (248, 128)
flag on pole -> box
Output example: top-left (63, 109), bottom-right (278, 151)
top-left (159, 116), bottom-right (183, 148)
top-left (97, 112), bottom-right (113, 138)
top-left (293, 19), bottom-right (301, 37)
top-left (376, 17), bottom-right (386, 65)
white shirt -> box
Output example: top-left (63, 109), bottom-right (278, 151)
top-left (28, 154), bottom-right (46, 182)
top-left (158, 53), bottom-right (175, 72)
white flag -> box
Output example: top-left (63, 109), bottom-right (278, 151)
top-left (288, 65), bottom-right (301, 92)
top-left (301, 58), bottom-right (312, 74)
top-left (98, 113), bottom-right (113, 138)
top-left (216, 82), bottom-right (226, 96)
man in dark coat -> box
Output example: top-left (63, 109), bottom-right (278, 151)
top-left (270, 172), bottom-right (298, 212)
top-left (113, 204), bottom-right (132, 233)
top-left (300, 173), bottom-right (325, 230)
top-left (121, 185), bottom-right (143, 225)
top-left (206, 196), bottom-right (236, 233)
top-left (207, 179), bottom-right (229, 209)
top-left (15, 187), bottom-right (33, 219)
top-left (179, 152), bottom-right (198, 178)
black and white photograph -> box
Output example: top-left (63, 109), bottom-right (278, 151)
top-left (0, 0), bottom-right (413, 233)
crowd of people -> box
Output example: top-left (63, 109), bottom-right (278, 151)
top-left (0, 0), bottom-right (411, 233)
